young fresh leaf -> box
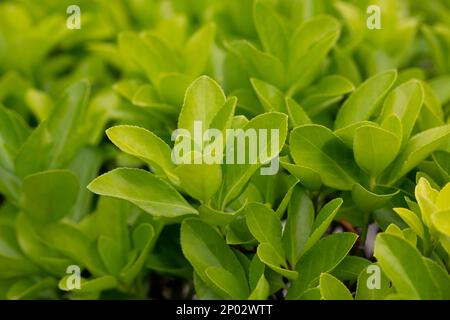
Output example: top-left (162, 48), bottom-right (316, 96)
top-left (282, 185), bottom-right (314, 266)
top-left (319, 273), bottom-right (353, 300)
top-left (181, 219), bottom-right (249, 299)
top-left (178, 76), bottom-right (226, 136)
top-left (290, 125), bottom-right (358, 190)
top-left (335, 70), bottom-right (397, 129)
top-left (287, 232), bottom-right (358, 299)
top-left (88, 168), bottom-right (198, 218)
top-left (374, 233), bottom-right (440, 299)
top-left (353, 125), bottom-right (401, 177)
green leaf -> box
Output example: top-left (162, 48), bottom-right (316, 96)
top-left (7, 278), bottom-right (56, 300)
top-left (178, 75), bottom-right (226, 137)
top-left (120, 223), bottom-right (155, 284)
top-left (433, 151), bottom-right (450, 181)
top-left (302, 198), bottom-right (343, 255)
top-left (423, 257), bottom-right (450, 299)
top-left (146, 224), bottom-right (191, 279)
top-left (227, 40), bottom-right (285, 89)
top-left (251, 78), bottom-right (285, 112)
top-left (248, 255), bottom-right (265, 291)
top-left (209, 97), bottom-right (238, 140)
top-left (131, 84), bottom-right (159, 107)
top-left (319, 273), bottom-right (353, 300)
top-left (180, 219), bottom-right (249, 299)
top-left (228, 0), bottom-right (257, 38)
top-left (385, 223), bottom-right (409, 240)
top-left (216, 112), bottom-right (288, 208)
top-left (330, 46), bottom-right (361, 85)
top-left (335, 121), bottom-right (375, 149)
top-left (88, 168), bottom-right (197, 218)
top-left (332, 256), bottom-right (371, 281)
top-left (385, 125), bottom-right (450, 184)
top-left (0, 224), bottom-right (41, 279)
top-left (15, 81), bottom-right (90, 177)
top-left (175, 154), bottom-right (222, 202)
top-left (416, 81), bottom-right (445, 131)
top-left (333, 1), bottom-right (365, 50)
top-left (59, 275), bottom-right (117, 293)
top-left (351, 184), bottom-right (399, 212)
top-left (82, 197), bottom-right (130, 259)
top-left (205, 266), bottom-right (248, 299)
top-left (394, 208), bottom-right (425, 239)
top-left (253, 0), bottom-right (288, 62)
top-left (290, 125), bottom-right (358, 190)
top-left (158, 73), bottom-right (192, 106)
top-left (431, 210), bottom-right (450, 236)
top-left (430, 76), bottom-right (450, 105)
top-left (198, 202), bottom-right (245, 226)
top-left (335, 70), bottom-right (397, 129)
top-left (256, 243), bottom-right (298, 280)
top-left (193, 272), bottom-right (223, 300)
top-left (301, 75), bottom-right (354, 116)
top-left (275, 180), bottom-right (299, 218)
top-left (379, 80), bottom-right (424, 146)
top-left (374, 233), bottom-right (440, 299)
top-left (288, 16), bottom-right (341, 94)
top-left (282, 185), bottom-right (314, 266)
top-left (98, 236), bottom-right (124, 275)
top-left (130, 32), bottom-right (179, 84)
top-left (38, 222), bottom-right (105, 276)
top-left (248, 273), bottom-right (270, 300)
top-left (113, 79), bottom-right (144, 101)
top-left (184, 23), bottom-right (216, 76)
top-left (354, 125), bottom-right (401, 177)
top-left (246, 203), bottom-right (283, 250)
top-left (245, 203), bottom-right (296, 278)
top-left (380, 114), bottom-right (403, 141)
top-left (0, 105), bottom-right (29, 168)
top-left (15, 213), bottom-right (71, 276)
top-left (67, 147), bottom-right (103, 222)
top-left (298, 288), bottom-right (322, 300)
top-left (355, 264), bottom-right (391, 300)
top-left (226, 216), bottom-right (254, 245)
top-left (287, 232), bottom-right (358, 299)
top-left (286, 97), bottom-right (311, 127)
top-left (280, 156), bottom-right (322, 191)
top-left (22, 170), bottom-right (79, 223)
top-left (415, 177), bottom-right (439, 227)
top-left (436, 183), bottom-right (450, 210)
top-left (0, 105), bottom-right (27, 203)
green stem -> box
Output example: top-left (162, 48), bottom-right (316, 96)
top-left (360, 211), bottom-right (371, 247)
top-left (369, 175), bottom-right (377, 191)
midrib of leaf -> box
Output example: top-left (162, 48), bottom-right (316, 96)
top-left (135, 199), bottom-right (194, 212)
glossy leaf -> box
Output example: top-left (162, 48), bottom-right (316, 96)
top-left (319, 273), bottom-right (353, 300)
top-left (180, 219), bottom-right (249, 299)
top-left (88, 168), bottom-right (197, 218)
top-left (374, 233), bottom-right (439, 299)
top-left (335, 70), bottom-right (397, 129)
top-left (290, 125), bottom-right (358, 190)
